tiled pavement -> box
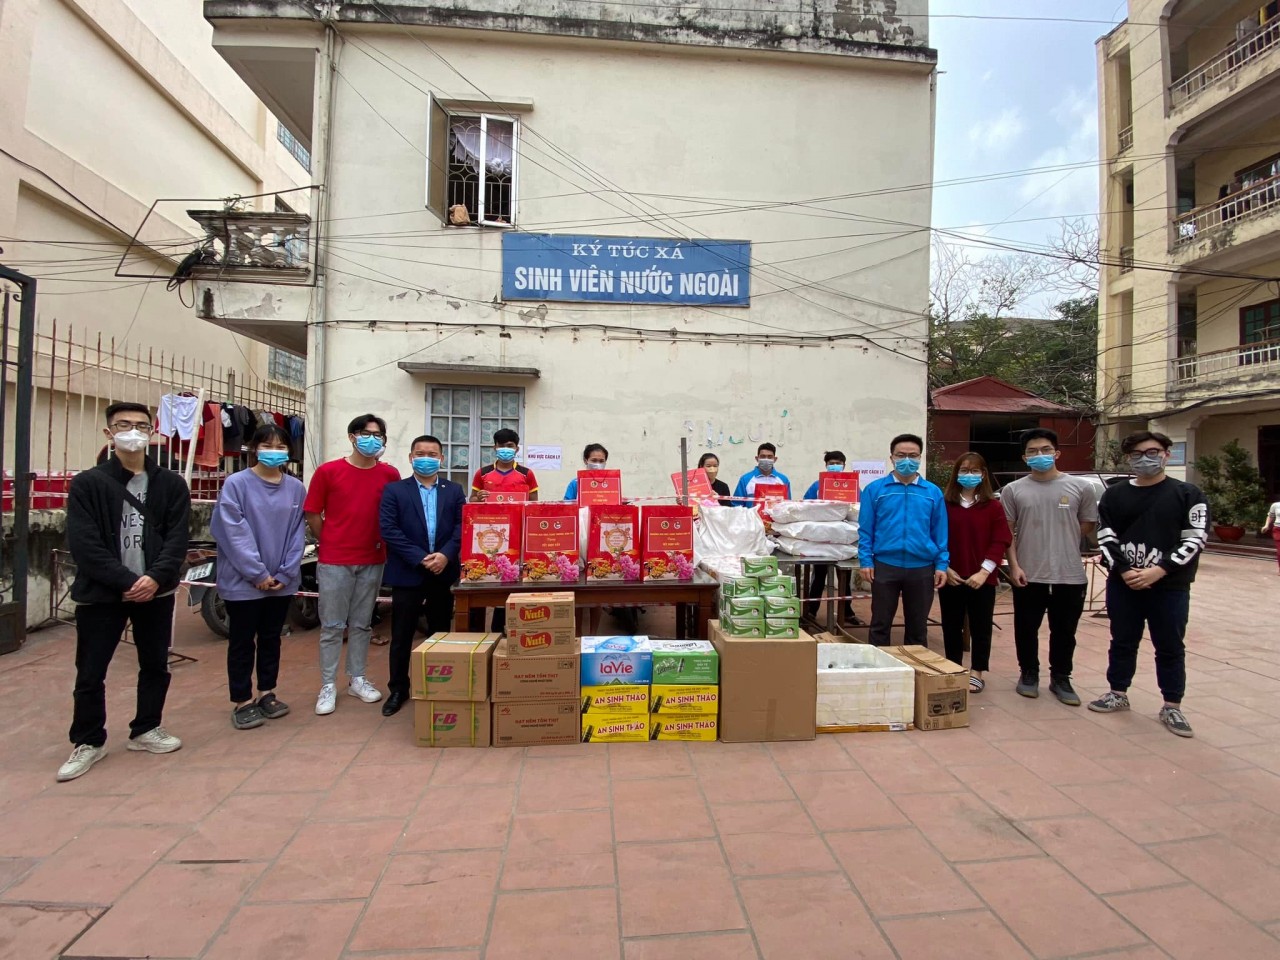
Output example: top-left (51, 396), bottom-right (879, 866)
top-left (2, 552), bottom-right (1280, 959)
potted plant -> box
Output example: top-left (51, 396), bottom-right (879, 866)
top-left (1193, 440), bottom-right (1267, 542)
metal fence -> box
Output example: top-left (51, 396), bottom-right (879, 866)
top-left (2, 297), bottom-right (305, 509)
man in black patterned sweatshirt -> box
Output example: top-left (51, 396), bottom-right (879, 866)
top-left (1090, 431), bottom-right (1208, 738)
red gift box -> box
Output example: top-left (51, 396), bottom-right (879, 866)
top-left (640, 505), bottom-right (695, 581)
top-left (461, 503), bottom-right (523, 583)
top-left (521, 502), bottom-right (581, 582)
top-left (752, 481), bottom-right (788, 519)
top-left (586, 504), bottom-right (641, 581)
top-left (670, 468), bottom-right (717, 505)
top-left (818, 471), bottom-right (861, 504)
top-left (577, 469), bottom-right (621, 506)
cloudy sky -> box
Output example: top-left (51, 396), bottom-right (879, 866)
top-left (929, 0), bottom-right (1127, 259)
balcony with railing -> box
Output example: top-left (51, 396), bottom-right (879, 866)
top-left (186, 209), bottom-right (312, 283)
top-left (1170, 14), bottom-right (1280, 111)
top-left (1173, 338), bottom-right (1280, 390)
top-left (1171, 172), bottom-right (1280, 261)
top-left (1118, 246), bottom-right (1134, 273)
top-left (1118, 124), bottom-right (1133, 155)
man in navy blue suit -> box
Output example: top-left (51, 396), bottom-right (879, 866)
top-left (378, 434), bottom-right (466, 716)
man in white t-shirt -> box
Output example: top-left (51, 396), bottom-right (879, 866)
top-left (1003, 428), bottom-right (1099, 706)
top-left (1263, 500), bottom-right (1280, 575)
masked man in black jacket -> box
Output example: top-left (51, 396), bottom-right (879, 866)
top-left (57, 402), bottom-right (191, 782)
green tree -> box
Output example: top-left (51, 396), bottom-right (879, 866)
top-left (1192, 440), bottom-right (1267, 528)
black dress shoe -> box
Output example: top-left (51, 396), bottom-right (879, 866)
top-left (382, 692), bottom-right (407, 717)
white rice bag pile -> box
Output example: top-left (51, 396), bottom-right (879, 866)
top-left (770, 520), bottom-right (858, 544)
top-left (774, 536), bottom-right (857, 561)
top-left (769, 500), bottom-right (850, 524)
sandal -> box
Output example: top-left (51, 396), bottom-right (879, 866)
top-left (257, 693), bottom-right (290, 720)
top-left (232, 703), bottom-right (266, 730)
top-left (969, 675), bottom-right (985, 694)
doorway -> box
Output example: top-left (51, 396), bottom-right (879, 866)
top-left (969, 415), bottom-right (1041, 475)
top-left (1259, 425), bottom-right (1280, 502)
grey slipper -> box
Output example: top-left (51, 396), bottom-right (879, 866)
top-left (232, 703), bottom-right (266, 730)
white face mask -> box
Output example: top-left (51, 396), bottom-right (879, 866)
top-left (113, 430), bottom-right (149, 454)
top-left (585, 461), bottom-right (607, 470)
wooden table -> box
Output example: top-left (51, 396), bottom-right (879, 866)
top-left (451, 570), bottom-right (720, 639)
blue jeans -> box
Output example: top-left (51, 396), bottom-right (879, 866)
top-left (1105, 579), bottom-right (1189, 704)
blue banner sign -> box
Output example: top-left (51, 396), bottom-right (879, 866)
top-left (502, 233), bottom-right (751, 306)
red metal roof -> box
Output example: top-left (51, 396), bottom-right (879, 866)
top-left (930, 376), bottom-right (1079, 415)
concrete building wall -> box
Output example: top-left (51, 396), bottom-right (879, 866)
top-left (202, 14), bottom-right (936, 497)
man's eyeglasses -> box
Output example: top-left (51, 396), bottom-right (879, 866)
top-left (1125, 449), bottom-right (1165, 463)
top-left (355, 431), bottom-right (385, 439)
top-left (109, 421), bottom-right (154, 434)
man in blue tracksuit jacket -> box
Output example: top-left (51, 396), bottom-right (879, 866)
top-left (857, 433), bottom-right (948, 645)
top-left (733, 442), bottom-right (792, 505)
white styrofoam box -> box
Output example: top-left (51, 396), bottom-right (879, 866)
top-left (816, 643), bottom-right (914, 728)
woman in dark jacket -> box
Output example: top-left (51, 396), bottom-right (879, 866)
top-left (940, 452), bottom-right (1012, 693)
top-left (699, 453), bottom-right (733, 506)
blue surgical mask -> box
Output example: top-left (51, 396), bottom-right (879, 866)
top-left (495, 447), bottom-right (517, 463)
top-left (894, 458), bottom-right (920, 476)
top-left (257, 450), bottom-right (289, 468)
top-left (1026, 454), bottom-right (1056, 472)
top-left (412, 456), bottom-right (441, 477)
top-left (826, 464), bottom-right (843, 472)
top-left (957, 472), bottom-right (983, 489)
top-left (355, 435), bottom-right (384, 458)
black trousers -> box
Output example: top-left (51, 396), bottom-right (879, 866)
top-left (805, 566), bottom-right (854, 619)
top-left (869, 562), bottom-right (934, 646)
top-left (1012, 581), bottom-right (1087, 678)
top-left (389, 573), bottom-right (456, 697)
top-left (1105, 579), bottom-right (1189, 704)
top-left (225, 595), bottom-right (292, 703)
top-left (938, 583), bottom-right (997, 671)
top-left (70, 595), bottom-right (175, 748)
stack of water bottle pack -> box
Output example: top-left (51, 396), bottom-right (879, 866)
top-left (717, 556), bottom-right (802, 639)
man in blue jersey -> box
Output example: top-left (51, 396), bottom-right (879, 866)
top-left (857, 434), bottom-right (948, 645)
top-left (733, 442), bottom-right (791, 504)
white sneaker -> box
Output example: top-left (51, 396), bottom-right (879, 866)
top-left (56, 744), bottom-right (106, 782)
top-left (348, 676), bottom-right (383, 704)
top-left (126, 727), bottom-right (182, 754)
top-left (316, 683), bottom-right (337, 715)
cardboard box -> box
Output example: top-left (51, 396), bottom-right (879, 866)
top-left (649, 716), bottom-right (718, 741)
top-left (505, 592), bottom-right (577, 656)
top-left (721, 595), bottom-right (765, 619)
top-left (719, 615), bottom-right (766, 639)
top-left (650, 638), bottom-right (719, 684)
top-left (413, 699), bottom-right (491, 747)
top-left (710, 620), bottom-right (817, 743)
top-left (640, 505), bottom-right (695, 580)
top-left (582, 716), bottom-right (649, 743)
top-left (585, 504), bottom-right (641, 581)
top-left (521, 503), bottom-right (581, 582)
top-left (581, 684), bottom-right (650, 715)
top-left (719, 575), bottom-right (760, 597)
top-left (758, 578), bottom-right (797, 598)
top-left (461, 503), bottom-right (523, 582)
top-left (580, 636), bottom-right (652, 685)
top-left (818, 471), bottom-right (861, 503)
top-left (741, 556), bottom-right (779, 576)
top-left (884, 645), bottom-right (970, 731)
top-left (763, 618), bottom-right (801, 640)
top-left (410, 634), bottom-right (496, 701)
top-left (491, 637), bottom-right (580, 701)
top-left (650, 684), bottom-right (719, 715)
top-left (764, 596), bottom-right (802, 618)
top-left (492, 700), bottom-right (580, 747)
top-left (577, 469), bottom-right (622, 506)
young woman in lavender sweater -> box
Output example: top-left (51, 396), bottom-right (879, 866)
top-left (210, 425), bottom-right (307, 729)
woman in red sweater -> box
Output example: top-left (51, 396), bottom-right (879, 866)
top-left (940, 452), bottom-right (1013, 692)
